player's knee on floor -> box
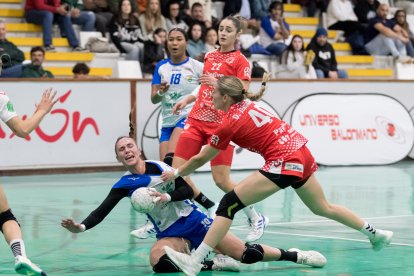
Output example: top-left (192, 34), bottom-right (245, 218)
top-left (215, 190), bottom-right (245, 220)
top-left (0, 209), bottom-right (18, 232)
top-left (163, 153), bottom-right (174, 166)
top-left (152, 254), bottom-right (181, 273)
top-left (241, 243), bottom-right (264, 264)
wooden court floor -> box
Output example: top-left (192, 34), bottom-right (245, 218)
top-left (1, 160), bottom-right (414, 275)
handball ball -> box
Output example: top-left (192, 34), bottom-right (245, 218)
top-left (131, 188), bottom-right (156, 213)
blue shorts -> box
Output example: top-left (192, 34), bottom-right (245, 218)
top-left (157, 209), bottom-right (213, 249)
top-left (159, 118), bottom-right (186, 143)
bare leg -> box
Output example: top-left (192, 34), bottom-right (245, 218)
top-left (0, 185), bottom-right (22, 244)
top-left (150, 237), bottom-right (190, 266)
top-left (295, 174), bottom-right (364, 230)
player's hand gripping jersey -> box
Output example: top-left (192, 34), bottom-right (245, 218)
top-left (0, 91), bottom-right (17, 123)
top-left (189, 49), bottom-right (251, 123)
top-left (210, 100), bottom-right (308, 161)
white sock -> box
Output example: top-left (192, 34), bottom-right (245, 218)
top-left (243, 205), bottom-right (260, 221)
top-left (360, 222), bottom-right (376, 239)
top-left (10, 239), bottom-right (26, 257)
top-left (193, 242), bottom-right (213, 263)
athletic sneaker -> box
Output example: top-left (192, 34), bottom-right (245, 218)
top-left (246, 214), bottom-right (269, 242)
top-left (14, 255), bottom-right (47, 276)
top-left (288, 248), bottom-right (327, 268)
top-left (212, 254), bottom-right (240, 271)
top-left (164, 246), bottom-right (203, 276)
top-left (207, 202), bottom-right (218, 219)
top-left (369, 229), bottom-right (393, 251)
top-left (130, 220), bottom-right (156, 239)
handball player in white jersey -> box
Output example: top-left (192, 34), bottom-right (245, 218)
top-left (171, 16), bottom-right (269, 242)
top-left (131, 28), bottom-right (218, 239)
top-left (61, 136), bottom-right (327, 273)
top-left (1, 89), bottom-right (58, 276)
top-left (161, 75), bottom-right (394, 276)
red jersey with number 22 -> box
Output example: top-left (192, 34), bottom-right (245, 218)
top-left (210, 100), bottom-right (308, 161)
top-left (189, 49), bottom-right (251, 123)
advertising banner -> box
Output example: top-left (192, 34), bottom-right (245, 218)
top-left (291, 94), bottom-right (414, 165)
top-left (0, 82), bottom-right (131, 169)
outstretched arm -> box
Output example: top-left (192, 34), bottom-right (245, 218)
top-left (161, 145), bottom-right (220, 181)
top-left (6, 88), bottom-right (58, 138)
top-left (61, 188), bottom-right (128, 233)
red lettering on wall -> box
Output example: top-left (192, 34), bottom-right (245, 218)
top-left (72, 112), bottom-right (99, 142)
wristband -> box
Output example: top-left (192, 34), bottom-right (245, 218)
top-left (79, 224), bottom-right (86, 232)
top-left (173, 169), bottom-right (180, 178)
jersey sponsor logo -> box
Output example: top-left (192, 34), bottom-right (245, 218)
top-left (268, 159), bottom-right (282, 174)
top-left (6, 101), bottom-right (14, 112)
top-left (211, 135), bottom-right (219, 145)
top-left (284, 162), bottom-right (304, 173)
top-left (226, 57), bottom-right (235, 64)
top-left (128, 177), bottom-right (140, 181)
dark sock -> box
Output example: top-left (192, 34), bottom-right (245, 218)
top-left (194, 192), bottom-right (215, 209)
top-left (278, 249), bottom-right (297, 263)
top-left (201, 260), bottom-right (214, 271)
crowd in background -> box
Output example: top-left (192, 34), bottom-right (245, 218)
top-left (1, 0), bottom-right (414, 79)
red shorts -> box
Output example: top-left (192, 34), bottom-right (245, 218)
top-left (174, 118), bottom-right (234, 166)
top-left (260, 146), bottom-right (318, 188)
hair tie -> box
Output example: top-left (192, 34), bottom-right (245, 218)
top-left (261, 82), bottom-right (267, 87)
top-left (241, 89), bottom-right (247, 94)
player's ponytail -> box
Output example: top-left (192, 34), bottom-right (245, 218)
top-left (217, 73), bottom-right (270, 103)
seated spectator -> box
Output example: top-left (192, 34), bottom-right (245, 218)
top-left (354, 0), bottom-right (380, 27)
top-left (21, 47), bottom-right (54, 78)
top-left (61, 0), bottom-right (96, 32)
top-left (109, 0), bottom-right (138, 14)
top-left (139, 0), bottom-right (167, 40)
top-left (165, 0), bottom-right (188, 31)
top-left (223, 0), bottom-right (259, 33)
top-left (24, 0), bottom-right (86, 52)
top-left (306, 27), bottom-right (348, 79)
top-left (184, 2), bottom-right (218, 31)
top-left (109, 0), bottom-right (146, 61)
top-left (250, 0), bottom-right (272, 20)
top-left (292, 0), bottom-right (329, 18)
top-left (143, 27), bottom-right (167, 76)
top-left (72, 62), bottom-right (90, 78)
top-left (187, 22), bottom-right (206, 61)
top-left (188, 0), bottom-right (213, 25)
top-left (394, 9), bottom-right (414, 58)
top-left (394, 0), bottom-right (414, 15)
top-left (259, 1), bottom-right (290, 57)
top-left (277, 34), bottom-right (317, 79)
top-left (364, 4), bottom-right (409, 59)
top-left (136, 0), bottom-right (148, 14)
top-left (327, 0), bottom-right (365, 38)
top-left (82, 0), bottom-right (114, 35)
top-left (204, 27), bottom-right (219, 52)
top-left (0, 19), bottom-right (24, 78)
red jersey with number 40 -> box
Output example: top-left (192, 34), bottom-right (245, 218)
top-left (189, 49), bottom-right (251, 123)
top-left (210, 100), bottom-right (308, 161)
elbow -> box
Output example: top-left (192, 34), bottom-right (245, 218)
top-left (13, 128), bottom-right (30, 138)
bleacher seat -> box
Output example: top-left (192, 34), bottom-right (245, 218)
top-left (46, 67), bottom-right (113, 77)
top-left (116, 60), bottom-right (142, 79)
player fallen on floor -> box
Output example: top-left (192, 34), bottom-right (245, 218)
top-left (61, 136), bottom-right (327, 273)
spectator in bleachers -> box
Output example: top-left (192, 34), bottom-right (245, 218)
top-left (165, 0), bottom-right (189, 31)
top-left (139, 0), bottom-right (167, 40)
top-left (327, 0), bottom-right (365, 38)
top-left (184, 2), bottom-right (218, 30)
top-left (83, 0), bottom-right (113, 35)
top-left (364, 4), bottom-right (409, 59)
top-left (354, 0), bottom-right (380, 27)
top-left (72, 62), bottom-right (90, 78)
top-left (61, 0), bottom-right (96, 32)
top-left (0, 19), bottom-right (24, 78)
top-left (394, 9), bottom-right (414, 58)
top-left (394, 0), bottom-right (414, 15)
top-left (108, 0), bottom-right (138, 14)
top-left (109, 0), bottom-right (146, 61)
top-left (259, 1), bottom-right (290, 57)
top-left (136, 0), bottom-right (148, 14)
top-left (187, 22), bottom-right (206, 61)
top-left (188, 0), bottom-right (213, 24)
top-left (142, 27), bottom-right (167, 76)
top-left (25, 0), bottom-right (87, 52)
top-left (306, 27), bottom-right (348, 79)
top-left (204, 26), bottom-right (219, 52)
top-left (21, 47), bottom-right (54, 78)
top-left (292, 0), bottom-right (328, 18)
top-left (277, 34), bottom-right (317, 79)
top-left (222, 0), bottom-right (259, 33)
